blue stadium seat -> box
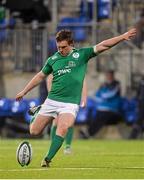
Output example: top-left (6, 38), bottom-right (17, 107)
top-left (80, 0), bottom-right (110, 20)
top-left (73, 27), bottom-right (86, 42)
top-left (97, 0), bottom-right (111, 19)
top-left (87, 97), bottom-right (97, 119)
top-left (10, 99), bottom-right (27, 116)
top-left (48, 36), bottom-right (57, 53)
top-left (74, 17), bottom-right (88, 41)
top-left (57, 17), bottom-right (87, 41)
top-left (121, 97), bottom-right (129, 112)
top-left (129, 98), bottom-right (138, 110)
top-left (98, 3), bottom-right (110, 19)
top-left (97, 0), bottom-right (111, 5)
top-left (0, 98), bottom-right (12, 117)
top-left (75, 107), bottom-right (88, 124)
top-left (75, 97), bottom-right (97, 124)
top-left (125, 111), bottom-right (137, 124)
top-left (121, 97), bottom-right (138, 124)
top-left (57, 17), bottom-right (76, 31)
top-left (24, 112), bottom-right (32, 124)
top-left (87, 97), bottom-right (96, 109)
top-left (80, 0), bottom-right (93, 20)
top-left (0, 19), bottom-right (7, 42)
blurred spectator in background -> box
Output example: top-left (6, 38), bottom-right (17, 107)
top-left (129, 75), bottom-right (144, 139)
top-left (135, 9), bottom-right (144, 49)
top-left (88, 70), bottom-right (123, 137)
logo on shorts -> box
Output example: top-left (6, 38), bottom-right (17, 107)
top-left (72, 52), bottom-right (79, 59)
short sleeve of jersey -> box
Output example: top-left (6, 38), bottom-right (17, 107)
top-left (42, 58), bottom-right (53, 75)
top-left (82, 46), bottom-right (98, 62)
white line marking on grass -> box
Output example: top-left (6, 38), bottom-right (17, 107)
top-left (0, 167), bottom-right (144, 172)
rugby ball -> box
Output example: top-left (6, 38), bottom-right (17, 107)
top-left (16, 141), bottom-right (32, 167)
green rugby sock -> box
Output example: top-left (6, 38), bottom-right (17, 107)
top-left (45, 135), bottom-right (64, 161)
top-left (65, 127), bottom-right (74, 148)
top-left (50, 125), bottom-right (57, 140)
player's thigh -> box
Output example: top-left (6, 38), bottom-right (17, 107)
top-left (56, 113), bottom-right (75, 135)
top-left (30, 114), bottom-right (53, 135)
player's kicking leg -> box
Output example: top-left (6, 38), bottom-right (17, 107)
top-left (41, 113), bottom-right (75, 167)
top-left (28, 105), bottom-right (54, 167)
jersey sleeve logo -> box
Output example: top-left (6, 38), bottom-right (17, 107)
top-left (72, 52), bottom-right (79, 59)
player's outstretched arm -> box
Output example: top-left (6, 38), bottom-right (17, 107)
top-left (15, 71), bottom-right (46, 101)
top-left (95, 28), bottom-right (137, 53)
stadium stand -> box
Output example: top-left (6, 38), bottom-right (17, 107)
top-left (0, 0), bottom-right (144, 139)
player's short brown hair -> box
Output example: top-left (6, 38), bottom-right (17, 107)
top-left (56, 29), bottom-right (74, 45)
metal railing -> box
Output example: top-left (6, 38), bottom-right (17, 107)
top-left (0, 28), bottom-right (48, 72)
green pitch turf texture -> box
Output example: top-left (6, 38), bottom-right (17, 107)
top-left (0, 139), bottom-right (144, 179)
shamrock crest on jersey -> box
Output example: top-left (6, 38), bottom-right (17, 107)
top-left (72, 52), bottom-right (79, 59)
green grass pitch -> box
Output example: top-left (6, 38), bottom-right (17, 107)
top-left (0, 139), bottom-right (144, 179)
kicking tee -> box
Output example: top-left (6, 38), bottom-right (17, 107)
top-left (42, 47), bottom-right (98, 104)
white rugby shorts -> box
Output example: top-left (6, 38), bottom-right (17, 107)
top-left (38, 98), bottom-right (79, 118)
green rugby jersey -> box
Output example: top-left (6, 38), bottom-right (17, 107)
top-left (42, 47), bottom-right (98, 104)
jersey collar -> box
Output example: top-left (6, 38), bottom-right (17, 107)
top-left (58, 48), bottom-right (76, 57)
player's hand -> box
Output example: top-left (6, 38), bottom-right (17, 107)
top-left (123, 28), bottom-right (137, 40)
top-left (80, 100), bottom-right (87, 108)
top-left (15, 91), bottom-right (25, 101)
